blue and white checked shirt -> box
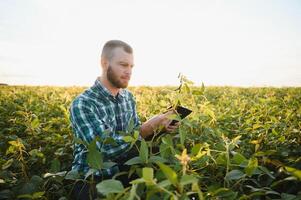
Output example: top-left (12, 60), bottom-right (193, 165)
top-left (69, 78), bottom-right (141, 177)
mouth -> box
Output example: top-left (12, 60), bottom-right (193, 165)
top-left (121, 76), bottom-right (130, 81)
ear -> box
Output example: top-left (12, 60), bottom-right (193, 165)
top-left (101, 57), bottom-right (109, 71)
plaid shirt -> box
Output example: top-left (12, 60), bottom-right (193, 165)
top-left (69, 78), bottom-right (141, 177)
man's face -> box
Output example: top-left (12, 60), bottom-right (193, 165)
top-left (106, 47), bottom-right (134, 89)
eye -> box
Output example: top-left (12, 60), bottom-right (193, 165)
top-left (122, 63), bottom-right (127, 67)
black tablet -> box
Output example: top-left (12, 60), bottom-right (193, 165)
top-left (169, 105), bottom-right (192, 125)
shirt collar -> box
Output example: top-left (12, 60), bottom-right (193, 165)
top-left (94, 78), bottom-right (126, 99)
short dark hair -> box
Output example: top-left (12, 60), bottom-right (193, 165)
top-left (101, 40), bottom-right (133, 60)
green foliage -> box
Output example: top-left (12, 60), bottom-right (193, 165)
top-left (0, 82), bottom-right (301, 199)
top-left (96, 179), bottom-right (124, 196)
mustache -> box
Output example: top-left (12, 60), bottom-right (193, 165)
top-left (121, 75), bottom-right (131, 79)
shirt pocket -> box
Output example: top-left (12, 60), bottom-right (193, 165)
top-left (103, 117), bottom-right (116, 133)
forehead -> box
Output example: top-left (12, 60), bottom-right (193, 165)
top-left (111, 47), bottom-right (133, 63)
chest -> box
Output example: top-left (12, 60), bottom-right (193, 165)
top-left (95, 99), bottom-right (134, 132)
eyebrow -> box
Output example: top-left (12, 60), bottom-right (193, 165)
top-left (119, 61), bottom-right (134, 67)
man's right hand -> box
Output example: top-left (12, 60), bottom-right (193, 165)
top-left (140, 109), bottom-right (180, 139)
top-left (158, 110), bottom-right (180, 132)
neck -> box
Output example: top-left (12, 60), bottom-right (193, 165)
top-left (99, 76), bottom-right (120, 97)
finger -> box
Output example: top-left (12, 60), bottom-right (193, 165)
top-left (166, 125), bottom-right (178, 132)
top-left (168, 125), bottom-right (179, 129)
top-left (167, 125), bottom-right (178, 129)
top-left (174, 122), bottom-right (181, 126)
top-left (164, 110), bottom-right (175, 118)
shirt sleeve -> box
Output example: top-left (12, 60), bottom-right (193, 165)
top-left (70, 98), bottom-right (129, 159)
top-left (129, 92), bottom-right (141, 130)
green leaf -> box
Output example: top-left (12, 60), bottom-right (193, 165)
top-left (179, 128), bottom-right (187, 146)
top-left (216, 152), bottom-right (227, 166)
top-left (231, 152), bottom-right (247, 165)
top-left (102, 161), bottom-right (116, 169)
top-left (142, 167), bottom-right (154, 183)
top-left (103, 137), bottom-right (117, 145)
top-left (159, 100), bottom-right (167, 107)
top-left (162, 135), bottom-right (173, 147)
top-left (192, 182), bottom-right (204, 200)
top-left (225, 169), bottom-right (245, 181)
top-left (123, 136), bottom-right (135, 143)
top-left (128, 184), bottom-right (138, 200)
top-left (281, 193), bottom-right (297, 200)
top-left (285, 166), bottom-right (301, 180)
top-left (258, 166), bottom-right (275, 179)
top-left (127, 118), bottom-right (135, 133)
top-left (17, 194), bottom-right (33, 199)
top-left (87, 150), bottom-right (103, 169)
top-left (191, 144), bottom-right (201, 156)
top-left (31, 118), bottom-right (40, 129)
top-left (124, 156), bottom-right (143, 165)
top-left (157, 162), bottom-right (178, 187)
top-left (87, 140), bottom-right (103, 170)
top-left (84, 169), bottom-right (98, 180)
top-left (157, 179), bottom-right (172, 188)
top-left (245, 157), bottom-right (258, 177)
top-left (139, 140), bottom-right (148, 163)
top-left (134, 130), bottom-right (139, 139)
top-left (212, 187), bottom-right (238, 198)
top-left (149, 156), bottom-right (167, 163)
top-left (271, 176), bottom-right (297, 188)
top-left (180, 174), bottom-right (198, 186)
top-left (130, 178), bottom-right (145, 184)
top-left (2, 158), bottom-right (14, 170)
top-left (32, 191), bottom-right (45, 199)
top-left (65, 171), bottom-right (80, 180)
top-left (50, 159), bottom-right (61, 173)
top-left (96, 179), bottom-right (124, 196)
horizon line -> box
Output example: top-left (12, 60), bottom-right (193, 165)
top-left (1, 83), bottom-right (300, 88)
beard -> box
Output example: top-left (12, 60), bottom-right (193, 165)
top-left (107, 65), bottom-right (129, 89)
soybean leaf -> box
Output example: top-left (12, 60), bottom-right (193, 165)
top-left (87, 140), bottom-right (103, 170)
top-left (245, 157), bottom-right (258, 177)
top-left (65, 171), bottom-right (80, 180)
top-left (149, 156), bottom-right (167, 163)
top-left (231, 152), bottom-right (247, 165)
top-left (180, 174), bottom-right (198, 186)
top-left (139, 140), bottom-right (148, 163)
top-left (96, 179), bottom-right (124, 196)
top-left (142, 167), bottom-right (154, 183)
top-left (156, 162), bottom-right (178, 187)
top-left (225, 169), bottom-right (245, 181)
top-left (285, 166), bottom-right (301, 181)
top-left (125, 156), bottom-right (143, 165)
top-left (102, 161), bottom-right (116, 169)
top-left (123, 136), bottom-right (135, 143)
top-left (157, 179), bottom-right (172, 188)
top-left (50, 159), bottom-right (61, 173)
top-left (179, 128), bottom-right (187, 146)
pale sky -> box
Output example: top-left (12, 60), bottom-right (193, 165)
top-left (0, 0), bottom-right (301, 87)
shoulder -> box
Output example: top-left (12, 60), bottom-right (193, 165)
top-left (122, 89), bottom-right (136, 101)
top-left (70, 92), bottom-right (94, 112)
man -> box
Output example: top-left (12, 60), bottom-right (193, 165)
top-left (69, 40), bottom-right (179, 199)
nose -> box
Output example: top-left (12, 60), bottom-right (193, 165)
top-left (125, 67), bottom-right (132, 76)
